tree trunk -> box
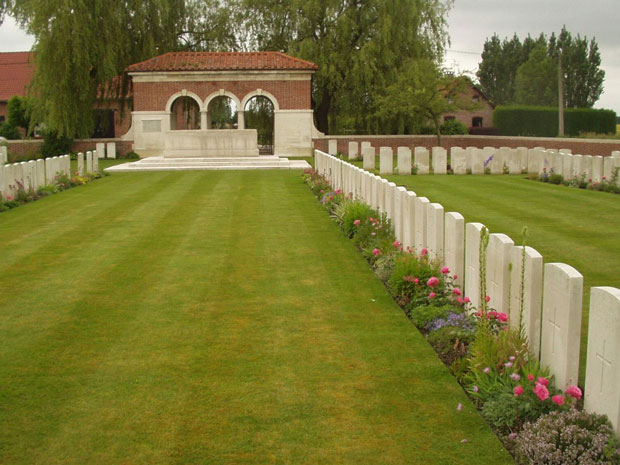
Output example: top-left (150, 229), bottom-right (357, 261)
top-left (314, 96), bottom-right (331, 134)
top-left (433, 116), bottom-right (442, 146)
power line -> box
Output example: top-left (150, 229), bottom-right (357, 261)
top-left (446, 49), bottom-right (481, 55)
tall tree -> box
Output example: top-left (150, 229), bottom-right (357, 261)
top-left (514, 43), bottom-right (557, 106)
top-left (240, 0), bottom-right (453, 134)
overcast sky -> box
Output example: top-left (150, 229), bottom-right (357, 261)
top-left (1, 1), bottom-right (618, 112)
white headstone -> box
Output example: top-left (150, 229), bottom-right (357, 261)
top-left (361, 141), bottom-right (371, 152)
top-left (0, 164), bottom-right (5, 198)
top-left (592, 155), bottom-right (603, 183)
top-left (559, 148), bottom-right (572, 154)
top-left (444, 212), bottom-right (464, 287)
top-left (106, 142), bottom-right (117, 159)
top-left (584, 287), bottom-right (620, 434)
top-left (425, 202), bottom-right (444, 261)
top-left (93, 150), bottom-right (99, 173)
top-left (328, 139), bottom-right (338, 156)
top-left (583, 155), bottom-right (593, 180)
top-left (561, 153), bottom-right (573, 180)
top-left (414, 147), bottom-right (429, 174)
top-left (379, 179), bottom-right (389, 213)
top-left (380, 147), bottom-right (394, 175)
top-left (541, 263), bottom-right (583, 389)
top-left (486, 233), bottom-right (515, 314)
top-left (572, 154), bottom-right (583, 178)
top-left (86, 151), bottom-right (93, 174)
top-left (491, 147), bottom-right (505, 174)
top-left (397, 147), bottom-right (412, 175)
top-left (603, 156), bottom-right (615, 183)
top-left (471, 148), bottom-right (486, 174)
top-left (394, 186), bottom-right (407, 242)
top-left (96, 142), bottom-right (105, 159)
top-left (414, 196), bottom-right (429, 253)
top-left (0, 146), bottom-right (7, 164)
top-left (77, 152), bottom-right (84, 175)
top-left (464, 222), bottom-right (486, 309)
top-left (363, 145), bottom-right (376, 171)
top-left (432, 147), bottom-right (447, 174)
top-left (452, 147), bottom-right (467, 175)
top-left (385, 181), bottom-right (396, 219)
top-left (348, 141), bottom-right (359, 160)
top-left (506, 148), bottom-right (520, 174)
top-left (510, 246), bottom-right (544, 358)
top-left (36, 159), bottom-right (45, 187)
top-left (26, 160), bottom-right (36, 190)
top-left (516, 147), bottom-right (528, 172)
top-left (403, 191), bottom-right (417, 251)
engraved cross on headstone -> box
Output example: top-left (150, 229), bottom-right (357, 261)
top-left (548, 305), bottom-right (561, 355)
top-left (596, 340), bottom-right (613, 392)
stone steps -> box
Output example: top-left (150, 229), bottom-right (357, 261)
top-left (104, 156), bottom-right (311, 172)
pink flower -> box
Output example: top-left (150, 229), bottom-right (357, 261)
top-left (504, 362), bottom-right (513, 368)
top-left (509, 356), bottom-right (516, 362)
top-left (566, 385), bottom-right (582, 400)
top-left (452, 274), bottom-right (458, 280)
top-left (457, 403), bottom-right (462, 411)
top-left (453, 288), bottom-right (462, 296)
top-left (472, 385), bottom-right (479, 393)
top-left (372, 248), bottom-right (380, 257)
top-left (527, 374), bottom-right (534, 382)
top-left (420, 248), bottom-right (428, 256)
top-left (456, 297), bottom-right (464, 304)
top-left (488, 311), bottom-right (498, 319)
top-left (393, 241), bottom-right (401, 248)
top-left (6, 195), bottom-right (12, 200)
top-left (427, 276), bottom-right (439, 287)
top-left (441, 266), bottom-right (450, 274)
top-left (510, 373), bottom-right (521, 381)
top-left (552, 395), bottom-right (564, 406)
top-left (429, 292), bottom-right (436, 299)
top-left (414, 278), bottom-right (419, 284)
top-left (369, 217), bottom-right (374, 222)
top-left (513, 385), bottom-right (524, 397)
top-left (508, 432), bottom-right (518, 440)
top-left (537, 377), bottom-right (549, 387)
top-left (334, 189), bottom-right (342, 194)
top-left (485, 295), bottom-right (491, 303)
top-left (464, 297), bottom-right (471, 303)
top-left (353, 219), bottom-right (361, 226)
top-left (498, 312), bottom-right (508, 322)
top-left (483, 367), bottom-right (490, 374)
top-left (534, 383), bottom-right (549, 401)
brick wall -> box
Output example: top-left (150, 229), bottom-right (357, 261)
top-left (133, 80), bottom-right (312, 111)
top-left (6, 138), bottom-right (134, 162)
top-left (314, 135), bottom-right (620, 157)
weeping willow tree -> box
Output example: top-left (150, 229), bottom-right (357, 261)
top-left (244, 96), bottom-right (274, 146)
top-left (1, 0), bottom-right (236, 137)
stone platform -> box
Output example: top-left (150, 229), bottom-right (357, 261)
top-left (104, 156), bottom-right (311, 172)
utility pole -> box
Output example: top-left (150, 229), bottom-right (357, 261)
top-left (558, 53), bottom-right (564, 137)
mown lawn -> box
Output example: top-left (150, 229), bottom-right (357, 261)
top-left (381, 172), bottom-right (620, 382)
top-left (0, 170), bottom-right (512, 464)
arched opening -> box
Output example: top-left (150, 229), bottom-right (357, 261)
top-left (170, 96), bottom-right (201, 130)
top-left (244, 95), bottom-right (274, 155)
top-left (208, 96), bottom-right (237, 129)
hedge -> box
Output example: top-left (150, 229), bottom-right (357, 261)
top-left (493, 105), bottom-right (617, 137)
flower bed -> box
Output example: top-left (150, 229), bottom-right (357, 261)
top-left (532, 166), bottom-right (620, 194)
top-left (1, 171), bottom-right (103, 212)
top-left (303, 167), bottom-right (620, 464)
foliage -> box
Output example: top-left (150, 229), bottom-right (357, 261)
top-left (41, 130), bottom-right (73, 158)
top-left (477, 27), bottom-right (605, 108)
top-left (333, 199), bottom-right (376, 238)
top-left (514, 43), bottom-right (557, 106)
top-left (124, 151), bottom-right (141, 159)
top-left (7, 95), bottom-right (30, 133)
top-left (375, 60), bottom-right (475, 144)
top-left (245, 96), bottom-right (274, 146)
top-left (0, 122), bottom-right (21, 140)
top-left (440, 118), bottom-right (469, 135)
top-left (493, 105), bottom-right (616, 137)
top-left (515, 409), bottom-right (620, 464)
top-left (241, 0), bottom-right (453, 134)
top-left (533, 168), bottom-right (620, 194)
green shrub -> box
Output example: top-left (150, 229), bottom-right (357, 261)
top-left (41, 130), bottom-right (73, 158)
top-left (440, 119), bottom-right (469, 135)
top-left (335, 199), bottom-right (375, 238)
top-left (124, 151), bottom-right (141, 159)
top-left (493, 105), bottom-right (616, 137)
top-left (0, 122), bottom-right (21, 140)
top-left (408, 304), bottom-right (453, 328)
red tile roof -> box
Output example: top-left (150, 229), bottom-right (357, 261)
top-left (0, 51), bottom-right (34, 102)
top-left (127, 51), bottom-right (318, 73)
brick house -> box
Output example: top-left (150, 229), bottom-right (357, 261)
top-left (443, 81), bottom-right (495, 131)
top-left (0, 52), bottom-right (34, 126)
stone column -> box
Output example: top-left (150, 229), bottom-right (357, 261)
top-left (237, 111), bottom-right (245, 130)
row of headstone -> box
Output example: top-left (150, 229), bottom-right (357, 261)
top-left (0, 155), bottom-right (71, 199)
top-left (329, 139), bottom-right (620, 184)
top-left (76, 151), bottom-right (99, 176)
top-left (315, 148), bottom-right (620, 435)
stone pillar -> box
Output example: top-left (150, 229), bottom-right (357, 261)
top-left (541, 263), bottom-right (583, 389)
top-left (237, 111), bottom-right (245, 130)
top-left (200, 111), bottom-right (208, 130)
top-left (585, 287), bottom-right (620, 434)
top-left (379, 147), bottom-right (393, 175)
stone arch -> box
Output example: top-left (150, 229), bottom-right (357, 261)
top-left (241, 89), bottom-right (280, 112)
top-left (165, 90), bottom-right (205, 113)
top-left (204, 90), bottom-right (242, 113)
